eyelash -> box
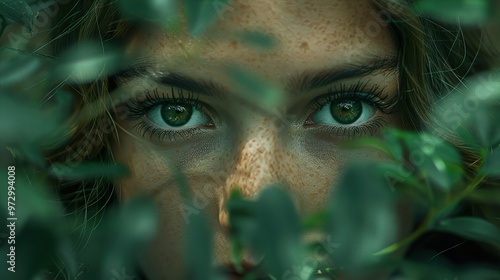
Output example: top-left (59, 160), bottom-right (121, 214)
top-left (306, 80), bottom-right (397, 138)
top-left (122, 88), bottom-right (211, 142)
top-left (310, 81), bottom-right (394, 113)
top-left (121, 81), bottom-right (397, 142)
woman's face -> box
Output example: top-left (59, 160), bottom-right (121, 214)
top-left (113, 0), bottom-right (400, 278)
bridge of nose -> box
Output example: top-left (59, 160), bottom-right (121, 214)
top-left (217, 115), bottom-right (296, 226)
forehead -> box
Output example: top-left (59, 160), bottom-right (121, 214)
top-left (126, 0), bottom-right (396, 83)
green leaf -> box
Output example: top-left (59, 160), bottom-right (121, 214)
top-left (1, 171), bottom-right (61, 230)
top-left (468, 188), bottom-right (500, 204)
top-left (435, 217), bottom-right (500, 246)
top-left (230, 238), bottom-right (244, 274)
top-left (0, 220), bottom-right (58, 280)
top-left (0, 16), bottom-right (5, 37)
top-left (238, 30), bottom-right (278, 50)
top-left (0, 172), bottom-right (73, 280)
top-left (184, 212), bottom-right (216, 280)
top-left (482, 147), bottom-right (500, 178)
top-left (79, 196), bottom-right (158, 280)
top-left (414, 0), bottom-right (491, 25)
top-left (49, 162), bottom-right (129, 180)
top-left (417, 135), bottom-right (462, 192)
top-left (458, 267), bottom-right (500, 280)
top-left (55, 42), bottom-right (125, 83)
top-left (326, 163), bottom-right (398, 268)
top-left (432, 71), bottom-right (500, 149)
top-left (17, 143), bottom-right (45, 168)
top-left (0, 90), bottom-right (71, 160)
top-left (185, 0), bottom-right (231, 37)
top-left (301, 211), bottom-right (327, 230)
top-left (398, 260), bottom-right (456, 280)
top-left (399, 132), bottom-right (462, 193)
top-left (381, 128), bottom-right (406, 161)
top-left (225, 66), bottom-right (285, 112)
top-left (468, 103), bottom-right (500, 149)
top-left (118, 0), bottom-right (177, 23)
top-left (227, 187), bottom-right (305, 278)
top-left (0, 0), bottom-right (34, 32)
top-left (0, 49), bottom-right (42, 86)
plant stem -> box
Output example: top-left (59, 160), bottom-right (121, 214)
top-left (374, 173), bottom-right (486, 256)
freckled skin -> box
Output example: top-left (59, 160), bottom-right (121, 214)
top-left (113, 0), bottom-right (407, 279)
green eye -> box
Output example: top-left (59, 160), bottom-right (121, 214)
top-left (160, 104), bottom-right (193, 127)
top-left (146, 102), bottom-right (210, 129)
top-left (312, 98), bottom-right (375, 126)
top-left (330, 99), bottom-right (363, 124)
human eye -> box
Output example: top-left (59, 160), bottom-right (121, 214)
top-left (304, 81), bottom-right (397, 138)
top-left (120, 88), bottom-right (215, 142)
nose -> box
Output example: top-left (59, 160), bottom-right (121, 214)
top-left (218, 116), bottom-right (288, 228)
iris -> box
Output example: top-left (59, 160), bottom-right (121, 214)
top-left (330, 100), bottom-right (362, 124)
top-left (160, 104), bottom-right (193, 127)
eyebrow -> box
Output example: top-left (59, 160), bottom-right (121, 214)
top-left (113, 56), bottom-right (398, 97)
top-left (113, 66), bottom-right (225, 97)
top-left (289, 56), bottom-right (398, 92)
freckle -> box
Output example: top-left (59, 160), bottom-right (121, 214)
top-left (230, 40), bottom-right (238, 50)
top-left (300, 41), bottom-right (309, 51)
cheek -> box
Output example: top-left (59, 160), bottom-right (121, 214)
top-left (291, 137), bottom-right (392, 216)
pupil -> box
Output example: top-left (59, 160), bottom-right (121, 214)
top-left (330, 99), bottom-right (362, 124)
top-left (160, 104), bottom-right (193, 127)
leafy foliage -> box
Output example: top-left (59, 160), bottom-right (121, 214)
top-left (1, 0), bottom-right (500, 280)
top-left (414, 0), bottom-right (492, 25)
top-left (0, 0), bottom-right (34, 32)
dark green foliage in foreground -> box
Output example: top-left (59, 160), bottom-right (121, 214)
top-left (1, 0), bottom-right (500, 279)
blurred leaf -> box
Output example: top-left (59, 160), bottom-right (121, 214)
top-left (414, 0), bottom-right (491, 25)
top-left (468, 102), bottom-right (500, 149)
top-left (185, 0), bottom-right (230, 37)
top-left (482, 147), bottom-right (500, 178)
top-left (230, 238), bottom-right (244, 274)
top-left (79, 196), bottom-right (158, 280)
top-left (227, 187), bottom-right (305, 278)
top-left (0, 49), bottom-right (42, 86)
top-left (468, 188), bottom-right (500, 204)
top-left (0, 171), bottom-right (73, 280)
top-left (55, 42), bottom-right (125, 83)
top-left (301, 211), bottom-right (327, 230)
top-left (185, 212), bottom-right (216, 280)
top-left (0, 16), bottom-right (4, 35)
top-left (326, 163), bottom-right (398, 268)
top-left (395, 132), bottom-right (462, 193)
top-left (8, 170), bottom-right (63, 229)
top-left (415, 134), bottom-right (462, 192)
top-left (381, 128), bottom-right (406, 161)
top-left (118, 0), bottom-right (177, 23)
top-left (226, 66), bottom-right (285, 112)
top-left (0, 91), bottom-right (70, 150)
top-left (49, 162), bottom-right (129, 180)
top-left (458, 267), bottom-right (500, 280)
top-left (398, 260), bottom-right (456, 280)
top-left (433, 71), bottom-right (500, 149)
top-left (17, 143), bottom-right (45, 168)
top-left (0, 220), bottom-right (58, 280)
top-left (0, 0), bottom-right (34, 32)
top-left (435, 217), bottom-right (500, 246)
top-left (55, 238), bottom-right (78, 279)
top-left (238, 30), bottom-right (277, 50)
top-left (377, 162), bottom-right (421, 192)
top-left (0, 90), bottom-right (70, 168)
